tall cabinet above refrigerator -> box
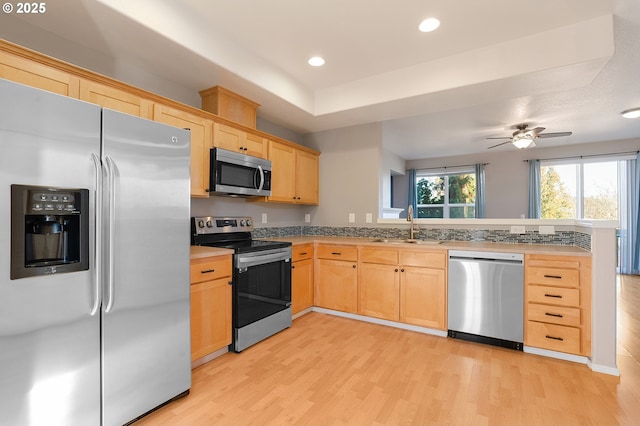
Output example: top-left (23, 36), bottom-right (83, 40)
top-left (0, 79), bottom-right (192, 425)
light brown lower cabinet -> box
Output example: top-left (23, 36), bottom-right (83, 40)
top-left (190, 255), bottom-right (232, 362)
top-left (524, 254), bottom-right (591, 356)
top-left (291, 244), bottom-right (314, 315)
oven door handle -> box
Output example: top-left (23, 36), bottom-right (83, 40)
top-left (236, 252), bottom-right (291, 271)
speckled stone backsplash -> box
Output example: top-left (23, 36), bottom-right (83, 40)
top-left (253, 226), bottom-right (592, 251)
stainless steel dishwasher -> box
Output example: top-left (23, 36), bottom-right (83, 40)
top-left (447, 250), bottom-right (524, 350)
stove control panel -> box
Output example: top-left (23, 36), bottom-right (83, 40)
top-left (192, 216), bottom-right (254, 234)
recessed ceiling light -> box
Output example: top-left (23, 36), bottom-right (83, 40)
top-left (308, 56), bottom-right (325, 67)
top-left (621, 108), bottom-right (640, 119)
top-left (419, 18), bottom-right (440, 33)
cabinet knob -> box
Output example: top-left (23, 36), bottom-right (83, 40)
top-left (395, 268), bottom-right (399, 272)
top-left (352, 264), bottom-right (356, 269)
top-left (292, 265), bottom-right (296, 269)
top-left (401, 268), bottom-right (405, 272)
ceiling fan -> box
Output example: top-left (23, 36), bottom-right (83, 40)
top-left (486, 124), bottom-right (572, 149)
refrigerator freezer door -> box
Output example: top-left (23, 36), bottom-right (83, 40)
top-left (0, 79), bottom-right (102, 425)
top-left (100, 109), bottom-right (191, 425)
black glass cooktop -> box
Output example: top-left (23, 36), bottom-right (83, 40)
top-left (197, 238), bottom-right (291, 254)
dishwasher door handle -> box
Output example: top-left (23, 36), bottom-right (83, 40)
top-left (449, 256), bottom-right (523, 266)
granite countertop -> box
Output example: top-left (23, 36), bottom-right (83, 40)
top-left (190, 246), bottom-right (234, 260)
top-left (261, 236), bottom-right (591, 256)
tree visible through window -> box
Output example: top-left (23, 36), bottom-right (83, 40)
top-left (540, 160), bottom-right (618, 220)
top-left (416, 170), bottom-right (476, 218)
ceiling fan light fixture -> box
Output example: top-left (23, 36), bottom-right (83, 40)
top-left (512, 134), bottom-right (535, 149)
top-left (621, 108), bottom-right (640, 119)
top-left (419, 18), bottom-right (440, 32)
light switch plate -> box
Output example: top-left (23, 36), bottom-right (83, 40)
top-left (348, 213), bottom-right (355, 223)
top-left (305, 213), bottom-right (311, 223)
top-left (365, 213), bottom-right (373, 223)
top-left (510, 225), bottom-right (526, 234)
top-left (261, 213), bottom-right (267, 224)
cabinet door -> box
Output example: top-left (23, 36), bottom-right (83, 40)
top-left (243, 132), bottom-right (266, 158)
top-left (295, 149), bottom-right (319, 204)
top-left (267, 140), bottom-right (296, 202)
top-left (359, 263), bottom-right (400, 321)
top-left (400, 266), bottom-right (446, 329)
top-left (213, 122), bottom-right (242, 152)
top-left (153, 104), bottom-right (213, 197)
top-left (190, 277), bottom-right (232, 361)
top-left (80, 79), bottom-right (152, 118)
top-left (292, 258), bottom-right (314, 315)
top-left (315, 259), bottom-right (357, 313)
top-left (0, 50), bottom-right (80, 97)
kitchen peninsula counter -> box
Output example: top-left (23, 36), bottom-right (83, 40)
top-left (262, 236), bottom-right (591, 257)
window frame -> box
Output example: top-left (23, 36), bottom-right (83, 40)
top-left (414, 166), bottom-right (476, 219)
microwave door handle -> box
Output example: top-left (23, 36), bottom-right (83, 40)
top-left (257, 165), bottom-right (265, 192)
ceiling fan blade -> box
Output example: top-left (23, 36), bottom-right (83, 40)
top-left (485, 137), bottom-right (512, 140)
top-left (537, 131), bottom-right (573, 139)
top-left (529, 127), bottom-right (546, 136)
top-left (487, 140), bottom-right (512, 149)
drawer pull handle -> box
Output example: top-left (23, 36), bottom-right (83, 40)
top-left (201, 269), bottom-right (215, 274)
top-left (299, 252), bottom-right (308, 255)
top-left (544, 293), bottom-right (563, 298)
top-left (331, 252), bottom-right (342, 255)
top-left (545, 312), bottom-right (564, 318)
top-left (544, 274), bottom-right (563, 279)
top-left (545, 335), bottom-right (564, 341)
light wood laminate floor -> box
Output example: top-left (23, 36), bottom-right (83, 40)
top-left (136, 275), bottom-right (640, 425)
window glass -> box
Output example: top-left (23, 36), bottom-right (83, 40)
top-left (415, 169), bottom-right (476, 218)
top-left (540, 160), bottom-right (619, 220)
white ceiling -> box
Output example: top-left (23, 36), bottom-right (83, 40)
top-left (2, 0), bottom-right (639, 159)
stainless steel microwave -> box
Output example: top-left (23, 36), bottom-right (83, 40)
top-left (209, 147), bottom-right (272, 197)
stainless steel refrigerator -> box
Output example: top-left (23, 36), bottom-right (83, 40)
top-left (0, 79), bottom-right (192, 425)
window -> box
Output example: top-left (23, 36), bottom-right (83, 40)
top-left (540, 159), bottom-right (619, 220)
top-left (415, 167), bottom-right (476, 218)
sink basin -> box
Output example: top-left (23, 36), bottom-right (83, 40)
top-left (370, 238), bottom-right (442, 245)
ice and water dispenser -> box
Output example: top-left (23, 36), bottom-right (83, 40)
top-left (11, 184), bottom-right (89, 279)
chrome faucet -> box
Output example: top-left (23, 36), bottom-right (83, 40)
top-left (407, 205), bottom-right (416, 240)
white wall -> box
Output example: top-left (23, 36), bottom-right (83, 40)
top-left (304, 123), bottom-right (382, 226)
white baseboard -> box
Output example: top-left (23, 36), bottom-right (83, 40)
top-left (292, 307), bottom-right (313, 320)
top-left (524, 346), bottom-right (620, 376)
top-left (191, 346), bottom-right (228, 369)
top-left (310, 307), bottom-right (448, 337)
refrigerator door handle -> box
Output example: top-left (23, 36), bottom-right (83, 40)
top-left (104, 155), bottom-right (116, 313)
top-left (90, 153), bottom-right (102, 315)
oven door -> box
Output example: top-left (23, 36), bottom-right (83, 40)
top-left (210, 148), bottom-right (272, 197)
top-left (234, 247), bottom-right (292, 329)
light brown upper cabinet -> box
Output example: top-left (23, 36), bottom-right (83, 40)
top-left (266, 140), bottom-right (319, 205)
top-left (0, 49), bottom-right (80, 97)
top-left (213, 122), bottom-right (266, 158)
top-left (153, 104), bottom-right (214, 198)
top-left (79, 79), bottom-right (153, 119)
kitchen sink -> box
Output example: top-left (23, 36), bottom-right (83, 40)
top-left (370, 238), bottom-right (443, 245)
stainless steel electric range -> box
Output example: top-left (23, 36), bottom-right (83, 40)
top-left (191, 217), bottom-right (292, 352)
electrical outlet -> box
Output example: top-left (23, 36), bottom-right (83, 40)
top-left (510, 225), bottom-right (526, 234)
top-left (348, 213), bottom-right (355, 223)
top-left (261, 213), bottom-right (267, 224)
top-left (539, 225), bottom-right (555, 235)
top-left (365, 213), bottom-right (373, 223)
top-left (304, 213), bottom-right (311, 223)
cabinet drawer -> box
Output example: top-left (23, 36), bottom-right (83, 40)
top-left (528, 303), bottom-right (581, 327)
top-left (292, 244), bottom-right (313, 262)
top-left (360, 247), bottom-right (398, 265)
top-left (528, 285), bottom-right (580, 306)
top-left (527, 267), bottom-right (579, 287)
top-left (316, 244), bottom-right (358, 261)
top-left (190, 257), bottom-right (232, 284)
top-left (527, 321), bottom-right (581, 354)
top-left (399, 250), bottom-right (446, 269)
